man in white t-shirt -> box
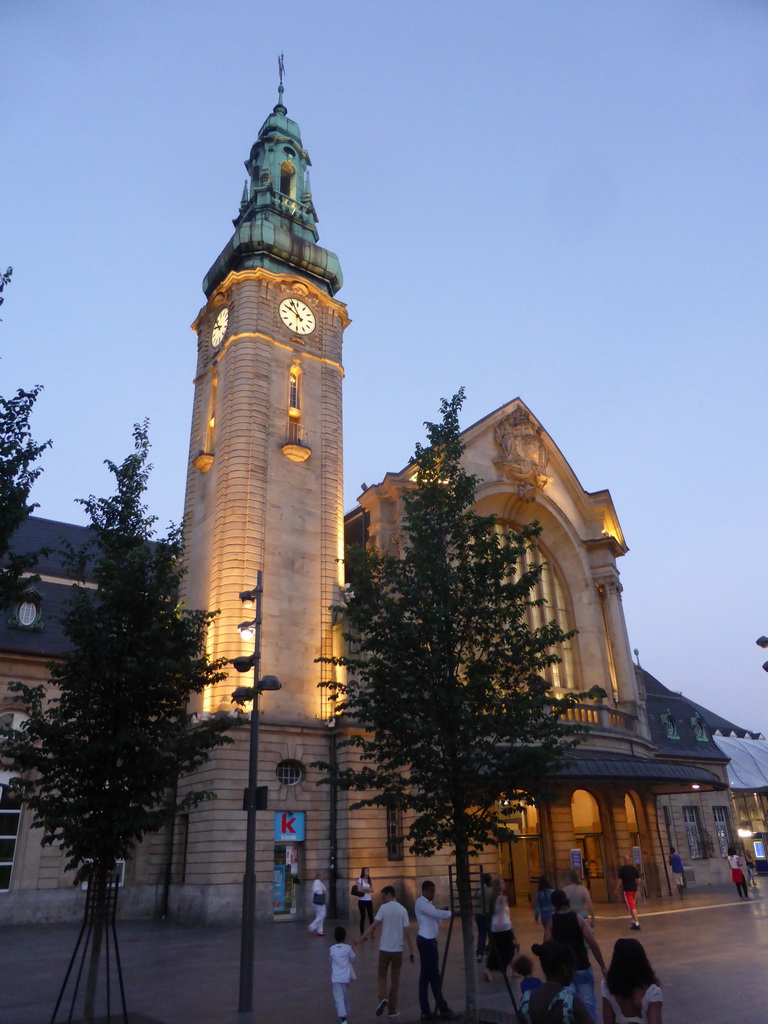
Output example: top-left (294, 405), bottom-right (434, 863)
top-left (361, 886), bottom-right (414, 1020)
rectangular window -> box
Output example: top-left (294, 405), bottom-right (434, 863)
top-left (683, 806), bottom-right (704, 860)
top-left (712, 806), bottom-right (731, 858)
top-left (386, 803), bottom-right (404, 862)
top-left (0, 784), bottom-right (21, 891)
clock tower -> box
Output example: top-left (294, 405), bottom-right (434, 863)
top-left (178, 84), bottom-right (349, 922)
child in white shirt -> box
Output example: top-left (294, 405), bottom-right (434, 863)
top-left (330, 925), bottom-right (357, 1024)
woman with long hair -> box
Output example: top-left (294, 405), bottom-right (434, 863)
top-left (356, 866), bottom-right (374, 934)
top-left (601, 938), bottom-right (662, 1024)
top-left (522, 940), bottom-right (595, 1023)
top-left (483, 877), bottom-right (517, 982)
top-left (534, 875), bottom-right (555, 933)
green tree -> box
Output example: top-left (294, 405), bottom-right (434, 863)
top-left (0, 265), bottom-right (12, 319)
top-left (319, 392), bottom-right (600, 1024)
top-left (1, 423), bottom-right (231, 1023)
top-left (0, 385), bottom-right (51, 610)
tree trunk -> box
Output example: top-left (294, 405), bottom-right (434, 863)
top-left (455, 843), bottom-right (479, 1024)
top-left (83, 867), bottom-right (108, 1024)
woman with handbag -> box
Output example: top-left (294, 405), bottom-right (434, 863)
top-left (356, 866), bottom-right (374, 934)
top-left (484, 877), bottom-right (517, 982)
top-left (309, 872), bottom-right (328, 936)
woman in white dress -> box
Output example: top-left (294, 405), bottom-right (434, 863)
top-left (601, 938), bottom-right (662, 1024)
top-left (308, 872), bottom-right (327, 936)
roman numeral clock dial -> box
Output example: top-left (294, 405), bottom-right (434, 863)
top-left (279, 297), bottom-right (316, 336)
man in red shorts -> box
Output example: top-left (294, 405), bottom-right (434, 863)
top-left (616, 855), bottom-right (641, 930)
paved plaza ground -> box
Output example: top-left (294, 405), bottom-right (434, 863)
top-left (5, 882), bottom-right (768, 1024)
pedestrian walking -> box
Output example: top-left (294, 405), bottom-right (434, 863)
top-left (523, 940), bottom-right (595, 1024)
top-left (668, 849), bottom-right (684, 899)
top-left (744, 849), bottom-right (757, 888)
top-left (356, 866), bottom-right (374, 934)
top-left (361, 885), bottom-right (415, 1020)
top-left (544, 889), bottom-right (606, 1021)
top-left (615, 856), bottom-right (642, 930)
top-left (533, 875), bottom-right (555, 933)
top-left (414, 880), bottom-right (458, 1021)
top-left (474, 872), bottom-right (492, 962)
top-left (727, 846), bottom-right (749, 899)
top-left (308, 872), bottom-right (327, 936)
top-left (563, 869), bottom-right (595, 927)
top-left (601, 937), bottom-right (662, 1024)
top-left (484, 876), bottom-right (517, 983)
top-left (329, 925), bottom-right (356, 1024)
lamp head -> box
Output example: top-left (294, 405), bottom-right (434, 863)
top-left (231, 655), bottom-right (255, 674)
top-left (756, 636), bottom-right (768, 649)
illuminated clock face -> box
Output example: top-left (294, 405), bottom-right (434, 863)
top-left (211, 307), bottom-right (229, 348)
top-left (279, 297), bottom-right (316, 336)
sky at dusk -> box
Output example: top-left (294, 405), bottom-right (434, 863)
top-left (2, 2), bottom-right (767, 733)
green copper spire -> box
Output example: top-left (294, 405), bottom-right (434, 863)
top-left (203, 74), bottom-right (342, 298)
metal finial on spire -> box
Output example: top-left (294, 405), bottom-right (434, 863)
top-left (275, 53), bottom-right (286, 111)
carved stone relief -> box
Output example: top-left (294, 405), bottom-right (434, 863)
top-left (492, 409), bottom-right (551, 500)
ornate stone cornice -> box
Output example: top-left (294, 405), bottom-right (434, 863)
top-left (193, 268), bottom-right (351, 331)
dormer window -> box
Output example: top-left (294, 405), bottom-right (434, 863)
top-left (661, 710), bottom-right (679, 740)
top-left (9, 588), bottom-right (43, 631)
top-left (280, 161), bottom-right (296, 198)
top-left (691, 713), bottom-right (709, 742)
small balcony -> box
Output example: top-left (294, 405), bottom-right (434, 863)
top-left (281, 421), bottom-right (312, 463)
top-left (561, 702), bottom-right (639, 736)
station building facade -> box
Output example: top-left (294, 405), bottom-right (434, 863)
top-left (0, 91), bottom-right (737, 923)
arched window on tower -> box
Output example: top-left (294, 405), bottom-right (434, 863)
top-left (288, 361), bottom-right (301, 420)
top-left (280, 161), bottom-right (296, 198)
top-left (204, 375), bottom-right (218, 453)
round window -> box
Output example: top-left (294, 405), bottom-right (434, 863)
top-left (276, 760), bottom-right (303, 786)
top-left (18, 601), bottom-right (37, 626)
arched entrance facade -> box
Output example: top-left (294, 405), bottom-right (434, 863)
top-left (494, 800), bottom-right (542, 907)
top-left (570, 789), bottom-right (608, 901)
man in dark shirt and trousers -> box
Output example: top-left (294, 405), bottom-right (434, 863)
top-left (616, 855), bottom-right (642, 929)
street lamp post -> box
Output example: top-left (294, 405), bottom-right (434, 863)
top-left (231, 571), bottom-right (281, 1014)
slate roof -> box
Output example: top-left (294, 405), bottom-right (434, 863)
top-left (637, 665), bottom-right (735, 762)
top-left (6, 516), bottom-right (94, 578)
top-left (1, 517), bottom-right (93, 659)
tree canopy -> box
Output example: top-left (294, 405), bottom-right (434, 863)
top-left (2, 423), bottom-right (231, 880)
top-left (0, 386), bottom-right (50, 611)
top-left (319, 391), bottom-right (600, 1022)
